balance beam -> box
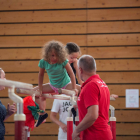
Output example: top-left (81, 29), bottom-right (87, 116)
top-left (16, 88), bottom-right (74, 100)
top-left (0, 79), bottom-right (33, 90)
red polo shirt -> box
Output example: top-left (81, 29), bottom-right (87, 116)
top-left (77, 74), bottom-right (112, 140)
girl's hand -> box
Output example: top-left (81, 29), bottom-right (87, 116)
top-left (111, 94), bottom-right (118, 99)
top-left (79, 81), bottom-right (84, 86)
top-left (33, 87), bottom-right (42, 97)
top-left (73, 89), bottom-right (78, 96)
top-left (39, 90), bottom-right (42, 97)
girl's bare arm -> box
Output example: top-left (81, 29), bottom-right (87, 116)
top-left (65, 63), bottom-right (76, 90)
top-left (73, 59), bottom-right (84, 86)
top-left (38, 68), bottom-right (45, 95)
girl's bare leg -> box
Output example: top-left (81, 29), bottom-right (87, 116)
top-left (65, 83), bottom-right (81, 95)
top-left (35, 83), bottom-right (55, 112)
top-left (34, 83), bottom-right (55, 127)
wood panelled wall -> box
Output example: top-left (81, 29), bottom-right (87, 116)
top-left (0, 0), bottom-right (140, 140)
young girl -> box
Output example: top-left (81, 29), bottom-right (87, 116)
top-left (65, 42), bottom-right (83, 85)
top-left (35, 40), bottom-right (81, 127)
top-left (50, 42), bottom-right (82, 140)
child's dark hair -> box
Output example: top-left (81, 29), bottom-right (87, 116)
top-left (42, 40), bottom-right (67, 64)
top-left (65, 42), bottom-right (81, 55)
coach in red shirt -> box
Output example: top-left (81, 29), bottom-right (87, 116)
top-left (72, 55), bottom-right (112, 140)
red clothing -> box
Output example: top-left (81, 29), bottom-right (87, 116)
top-left (77, 74), bottom-right (112, 140)
top-left (23, 96), bottom-right (35, 130)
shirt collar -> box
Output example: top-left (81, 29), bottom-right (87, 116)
top-left (81, 74), bottom-right (100, 89)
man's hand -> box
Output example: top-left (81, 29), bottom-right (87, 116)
top-left (72, 128), bottom-right (80, 140)
top-left (60, 123), bottom-right (67, 133)
top-left (7, 103), bottom-right (16, 116)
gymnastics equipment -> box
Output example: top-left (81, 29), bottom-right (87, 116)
top-left (16, 88), bottom-right (77, 101)
top-left (0, 79), bottom-right (33, 89)
top-left (0, 79), bottom-right (77, 140)
top-left (16, 88), bottom-right (77, 140)
top-left (16, 87), bottom-right (77, 140)
top-left (25, 126), bottom-right (30, 140)
top-left (110, 105), bottom-right (116, 140)
top-left (0, 79), bottom-right (33, 140)
top-left (67, 106), bottom-right (81, 140)
top-left (67, 113), bottom-right (73, 140)
top-left (17, 90), bottom-right (117, 140)
top-left (0, 79), bottom-right (116, 140)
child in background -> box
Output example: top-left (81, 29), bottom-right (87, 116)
top-left (34, 40), bottom-right (81, 127)
top-left (50, 42), bottom-right (82, 140)
top-left (66, 42), bottom-right (118, 100)
top-left (65, 42), bottom-right (83, 85)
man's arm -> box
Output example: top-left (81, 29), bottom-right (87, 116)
top-left (72, 105), bottom-right (98, 140)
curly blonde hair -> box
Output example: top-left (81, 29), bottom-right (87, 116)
top-left (42, 40), bottom-right (67, 64)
